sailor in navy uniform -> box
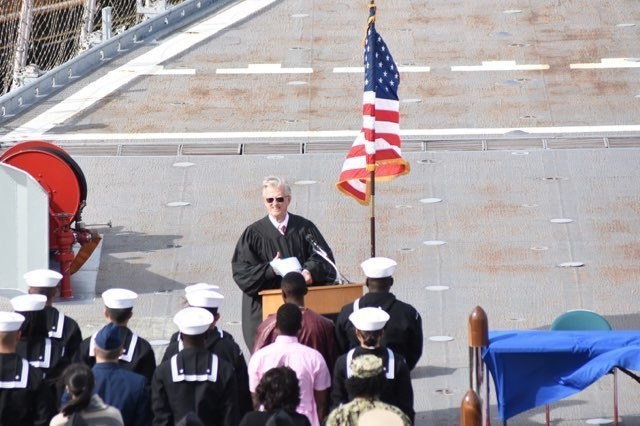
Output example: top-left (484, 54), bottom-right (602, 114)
top-left (334, 257), bottom-right (423, 370)
top-left (11, 294), bottom-right (68, 404)
top-left (24, 269), bottom-right (83, 364)
top-left (152, 307), bottom-right (239, 425)
top-left (0, 310), bottom-right (56, 425)
top-left (78, 288), bottom-right (156, 382)
top-left (162, 287), bottom-right (252, 417)
top-left (330, 307), bottom-right (415, 423)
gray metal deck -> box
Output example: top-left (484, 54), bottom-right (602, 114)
top-left (2, 0), bottom-right (640, 424)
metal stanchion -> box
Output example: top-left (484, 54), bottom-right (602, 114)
top-left (467, 306), bottom-right (490, 425)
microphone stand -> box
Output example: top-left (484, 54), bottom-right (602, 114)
top-left (310, 246), bottom-right (351, 285)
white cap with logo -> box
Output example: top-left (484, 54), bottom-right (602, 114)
top-left (173, 307), bottom-right (213, 335)
top-left (360, 257), bottom-right (397, 278)
top-left (349, 307), bottom-right (390, 331)
top-left (0, 311), bottom-right (25, 332)
top-left (102, 288), bottom-right (138, 309)
top-left (23, 269), bottom-right (62, 288)
top-left (11, 294), bottom-right (47, 312)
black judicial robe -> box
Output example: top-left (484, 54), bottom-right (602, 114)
top-left (78, 325), bottom-right (156, 382)
top-left (151, 347), bottom-right (238, 426)
top-left (330, 346), bottom-right (415, 423)
top-left (335, 292), bottom-right (424, 370)
top-left (44, 305), bottom-right (82, 364)
top-left (163, 327), bottom-right (252, 417)
top-left (231, 213), bottom-right (336, 349)
top-left (0, 353), bottom-right (56, 425)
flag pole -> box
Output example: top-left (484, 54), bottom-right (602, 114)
top-left (370, 170), bottom-right (376, 257)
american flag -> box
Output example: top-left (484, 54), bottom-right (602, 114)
top-left (336, 4), bottom-right (410, 205)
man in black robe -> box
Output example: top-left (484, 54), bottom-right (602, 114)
top-left (232, 176), bottom-right (336, 349)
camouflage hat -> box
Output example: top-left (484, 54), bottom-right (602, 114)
top-left (350, 354), bottom-right (384, 378)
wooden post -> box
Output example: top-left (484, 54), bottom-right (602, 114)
top-left (461, 389), bottom-right (482, 426)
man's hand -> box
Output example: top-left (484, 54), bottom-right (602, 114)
top-left (271, 251), bottom-right (282, 275)
top-left (301, 269), bottom-right (313, 284)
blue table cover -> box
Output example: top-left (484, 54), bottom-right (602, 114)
top-left (482, 330), bottom-right (640, 420)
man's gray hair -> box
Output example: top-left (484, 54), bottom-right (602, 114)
top-left (262, 176), bottom-right (291, 196)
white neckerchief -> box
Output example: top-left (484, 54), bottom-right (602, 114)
top-left (171, 353), bottom-right (218, 383)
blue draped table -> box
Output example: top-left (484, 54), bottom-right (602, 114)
top-left (482, 330), bottom-right (640, 420)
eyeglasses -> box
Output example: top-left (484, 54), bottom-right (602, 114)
top-left (265, 197), bottom-right (287, 203)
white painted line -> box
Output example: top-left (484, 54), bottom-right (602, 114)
top-left (333, 66), bottom-right (431, 73)
top-left (570, 58), bottom-right (640, 69)
top-left (5, 123), bottom-right (640, 143)
top-left (145, 66), bottom-right (196, 75)
top-left (216, 63), bottom-right (313, 74)
top-left (2, 0), bottom-right (279, 140)
top-left (452, 60), bottom-right (549, 71)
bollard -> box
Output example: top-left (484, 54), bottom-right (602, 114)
top-left (461, 389), bottom-right (482, 426)
top-left (469, 306), bottom-right (489, 347)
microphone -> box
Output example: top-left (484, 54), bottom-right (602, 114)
top-left (305, 234), bottom-right (327, 256)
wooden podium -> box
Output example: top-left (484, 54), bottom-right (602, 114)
top-left (259, 283), bottom-right (364, 320)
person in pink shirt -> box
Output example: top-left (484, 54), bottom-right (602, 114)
top-left (248, 303), bottom-right (331, 426)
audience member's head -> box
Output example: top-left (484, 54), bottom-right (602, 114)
top-left (349, 307), bottom-right (390, 348)
top-left (0, 311), bottom-right (25, 351)
top-left (24, 269), bottom-right (62, 302)
top-left (10, 294), bottom-right (48, 340)
top-left (281, 272), bottom-right (308, 302)
top-left (173, 307), bottom-right (214, 348)
top-left (94, 322), bottom-right (123, 361)
top-left (361, 257), bottom-right (396, 292)
top-left (60, 363), bottom-right (95, 417)
top-left (357, 408), bottom-right (405, 426)
top-left (255, 366), bottom-right (301, 412)
top-left (346, 354), bottom-right (386, 399)
top-left (276, 303), bottom-right (302, 336)
top-left (102, 288), bottom-right (137, 325)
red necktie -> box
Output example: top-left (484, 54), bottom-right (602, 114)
top-left (279, 225), bottom-right (286, 235)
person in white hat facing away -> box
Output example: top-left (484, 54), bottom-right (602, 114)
top-left (162, 289), bottom-right (252, 417)
top-left (11, 293), bottom-right (69, 404)
top-left (334, 257), bottom-right (423, 370)
top-left (330, 307), bottom-right (414, 423)
top-left (24, 268), bottom-right (83, 365)
top-left (78, 288), bottom-right (156, 382)
top-left (0, 310), bottom-right (57, 425)
top-left (325, 354), bottom-right (411, 426)
top-left (151, 307), bottom-right (239, 426)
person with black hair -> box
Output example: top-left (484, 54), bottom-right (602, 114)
top-left (77, 288), bottom-right (156, 382)
top-left (162, 289), bottom-right (252, 417)
top-left (325, 355), bottom-right (410, 426)
top-left (334, 257), bottom-right (423, 370)
top-left (240, 366), bottom-right (311, 426)
top-left (50, 363), bottom-right (123, 425)
top-left (11, 294), bottom-right (68, 404)
top-left (248, 303), bottom-right (330, 426)
top-left (152, 307), bottom-right (239, 426)
top-left (0, 310), bottom-right (56, 426)
top-left (330, 307), bottom-right (414, 423)
top-left (253, 272), bottom-right (338, 371)
top-left (25, 269), bottom-right (83, 367)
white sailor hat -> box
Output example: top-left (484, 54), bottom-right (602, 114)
top-left (0, 311), bottom-right (25, 332)
top-left (10, 294), bottom-right (47, 312)
top-left (186, 290), bottom-right (224, 309)
top-left (102, 288), bottom-right (138, 309)
top-left (360, 257), bottom-right (397, 278)
top-left (173, 307), bottom-right (213, 335)
top-left (23, 269), bottom-right (62, 288)
top-left (349, 307), bottom-right (390, 331)
top-left (184, 282), bottom-right (220, 293)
